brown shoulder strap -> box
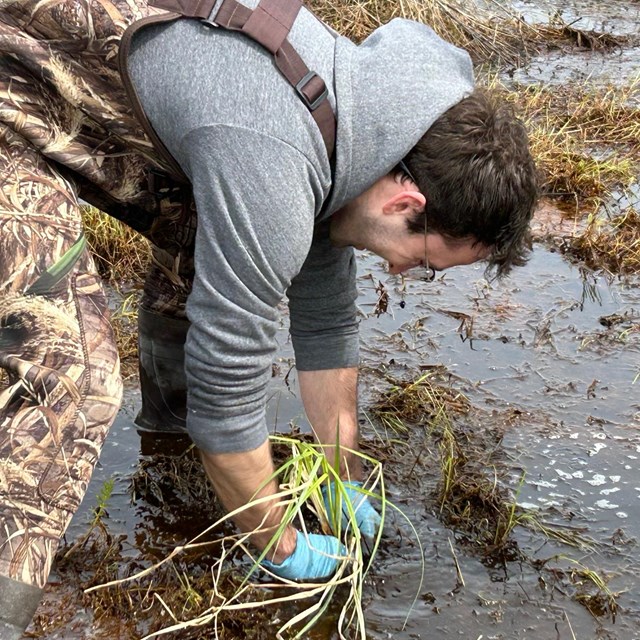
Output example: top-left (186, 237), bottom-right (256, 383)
top-left (119, 11), bottom-right (190, 183)
top-left (150, 0), bottom-right (336, 159)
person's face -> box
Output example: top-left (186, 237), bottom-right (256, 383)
top-left (381, 221), bottom-right (491, 276)
top-left (371, 176), bottom-right (490, 276)
top-left (331, 173), bottom-right (491, 275)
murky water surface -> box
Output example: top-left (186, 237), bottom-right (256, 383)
top-left (509, 0), bottom-right (640, 35)
top-left (504, 0), bottom-right (640, 87)
top-left (39, 240), bottom-right (639, 639)
top-left (30, 1), bottom-right (640, 638)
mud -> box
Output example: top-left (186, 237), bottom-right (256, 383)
top-left (24, 0), bottom-right (640, 638)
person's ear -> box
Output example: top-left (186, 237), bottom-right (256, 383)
top-left (382, 190), bottom-right (426, 217)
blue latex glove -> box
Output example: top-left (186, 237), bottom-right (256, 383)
top-left (322, 480), bottom-right (381, 545)
top-left (261, 529), bottom-right (346, 580)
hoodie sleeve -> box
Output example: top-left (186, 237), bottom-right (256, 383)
top-left (286, 223), bottom-right (359, 371)
top-left (181, 125), bottom-right (321, 454)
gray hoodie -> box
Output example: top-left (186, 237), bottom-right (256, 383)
top-left (127, 4), bottom-right (474, 453)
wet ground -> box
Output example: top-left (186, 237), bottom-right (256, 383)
top-left (359, 248), bottom-right (640, 639)
top-left (26, 0), bottom-right (640, 638)
top-left (499, 0), bottom-right (640, 87)
top-left (30, 239), bottom-right (640, 639)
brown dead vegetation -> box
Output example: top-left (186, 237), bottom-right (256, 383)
top-left (498, 79), bottom-right (640, 274)
top-left (40, 450), bottom-right (288, 640)
top-left (82, 205), bottom-right (149, 282)
top-left (502, 81), bottom-right (640, 208)
top-left (308, 0), bottom-right (633, 66)
top-left (307, 0), bottom-right (527, 63)
top-left (569, 208), bottom-right (640, 275)
top-left (369, 373), bottom-right (520, 556)
top-left (109, 289), bottom-right (140, 377)
top-left (550, 23), bottom-right (626, 51)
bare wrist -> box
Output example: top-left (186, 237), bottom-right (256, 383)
top-left (263, 525), bottom-right (297, 564)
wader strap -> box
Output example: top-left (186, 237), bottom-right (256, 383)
top-left (150, 0), bottom-right (336, 159)
top-left (119, 12), bottom-right (191, 185)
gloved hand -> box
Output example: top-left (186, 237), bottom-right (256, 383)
top-left (322, 480), bottom-right (381, 546)
top-left (261, 529), bottom-right (346, 580)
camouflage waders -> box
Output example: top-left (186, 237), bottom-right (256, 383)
top-left (1, 1), bottom-right (196, 633)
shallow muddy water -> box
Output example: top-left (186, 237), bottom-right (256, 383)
top-left (33, 236), bottom-right (640, 639)
top-left (357, 248), bottom-right (640, 639)
top-left (509, 0), bottom-right (640, 35)
top-left (509, 0), bottom-right (640, 87)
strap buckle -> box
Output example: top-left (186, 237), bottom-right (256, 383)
top-left (295, 71), bottom-right (328, 111)
top-left (202, 6), bottom-right (219, 27)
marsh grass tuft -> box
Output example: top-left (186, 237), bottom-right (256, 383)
top-left (574, 564), bottom-right (619, 621)
top-left (569, 207), bottom-right (640, 274)
top-left (499, 81), bottom-right (640, 211)
top-left (82, 205), bottom-right (149, 282)
top-left (371, 373), bottom-right (524, 557)
top-left (369, 370), bottom-right (614, 627)
top-left (78, 434), bottom-right (420, 640)
top-left (370, 372), bottom-right (470, 436)
top-left (436, 420), bottom-right (524, 559)
top-left (544, 557), bottom-right (621, 623)
top-left (81, 205), bottom-right (146, 370)
top-left (539, 13), bottom-right (629, 52)
top-left (307, 0), bottom-right (528, 63)
top-left (62, 477), bottom-right (116, 560)
top-left (493, 77), bottom-right (640, 274)
top-left (370, 373), bottom-right (595, 563)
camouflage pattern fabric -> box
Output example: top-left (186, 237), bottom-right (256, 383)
top-left (0, 0), bottom-right (196, 315)
top-left (0, 0), bottom-right (196, 591)
top-left (0, 126), bottom-right (123, 588)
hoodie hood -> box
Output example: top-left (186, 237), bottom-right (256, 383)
top-left (321, 19), bottom-right (475, 219)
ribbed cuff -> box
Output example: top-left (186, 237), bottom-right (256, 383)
top-left (292, 333), bottom-right (359, 371)
top-left (187, 406), bottom-right (269, 454)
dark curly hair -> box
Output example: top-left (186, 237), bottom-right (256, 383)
top-left (400, 89), bottom-right (539, 278)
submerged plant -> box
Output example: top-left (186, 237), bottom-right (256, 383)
top-left (63, 477), bottom-right (116, 558)
top-left (545, 557), bottom-right (621, 622)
